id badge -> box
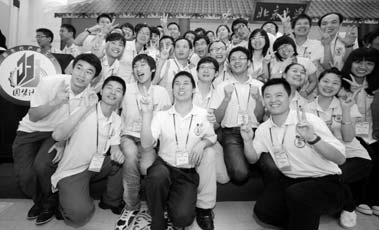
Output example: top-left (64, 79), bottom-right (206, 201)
top-left (237, 110), bottom-right (249, 126)
top-left (273, 145), bottom-right (291, 171)
top-left (89, 153), bottom-right (105, 172)
top-left (356, 121), bottom-right (369, 137)
top-left (175, 149), bottom-right (189, 166)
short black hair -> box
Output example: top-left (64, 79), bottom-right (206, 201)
top-left (273, 35), bottom-right (298, 61)
top-left (150, 26), bottom-right (160, 36)
top-left (284, 63), bottom-right (306, 74)
top-left (261, 21), bottom-right (279, 33)
top-left (318, 67), bottom-right (342, 81)
top-left (172, 71), bottom-right (196, 89)
top-left (36, 28), bottom-right (54, 43)
top-left (206, 30), bottom-right (215, 36)
top-left (72, 53), bottom-right (102, 77)
top-left (194, 35), bottom-right (210, 47)
top-left (184, 30), bottom-right (197, 39)
top-left (105, 33), bottom-right (126, 46)
top-left (167, 22), bottom-right (180, 31)
top-left (366, 29), bottom-right (379, 45)
top-left (102, 76), bottom-right (126, 95)
top-left (228, 46), bottom-right (250, 62)
top-left (318, 12), bottom-right (344, 27)
top-left (291, 14), bottom-right (312, 29)
top-left (194, 27), bottom-right (206, 36)
top-left (208, 40), bottom-right (227, 53)
top-left (197, 56), bottom-right (219, 72)
top-left (232, 18), bottom-right (248, 33)
top-left (121, 23), bottom-right (134, 33)
top-left (96, 13), bottom-right (112, 23)
top-left (135, 23), bottom-right (151, 38)
top-left (262, 78), bottom-right (291, 97)
top-left (174, 37), bottom-right (193, 49)
top-left (159, 35), bottom-right (175, 45)
top-left (248, 29), bottom-right (270, 57)
top-left (61, 24), bottom-right (76, 38)
top-left (132, 54), bottom-right (157, 80)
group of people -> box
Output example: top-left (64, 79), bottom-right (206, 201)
top-left (10, 10), bottom-right (379, 230)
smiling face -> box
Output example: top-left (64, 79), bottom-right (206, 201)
top-left (262, 23), bottom-right (277, 36)
top-left (209, 41), bottom-right (227, 64)
top-left (284, 64), bottom-right (306, 89)
top-left (294, 18), bottom-right (311, 37)
top-left (263, 84), bottom-right (290, 115)
top-left (278, 43), bottom-right (295, 59)
top-left (233, 23), bottom-right (249, 40)
top-left (122, 27), bottom-right (134, 40)
top-left (71, 60), bottom-right (97, 90)
top-left (173, 75), bottom-right (195, 102)
top-left (351, 59), bottom-right (375, 78)
top-left (250, 32), bottom-right (266, 50)
top-left (320, 14), bottom-right (341, 38)
top-left (98, 17), bottom-right (111, 27)
top-left (168, 24), bottom-right (180, 39)
top-left (194, 38), bottom-right (208, 58)
top-left (136, 27), bottom-right (150, 45)
top-left (105, 40), bottom-right (124, 58)
top-left (100, 80), bottom-right (124, 106)
top-left (133, 59), bottom-right (153, 84)
top-left (174, 39), bottom-right (191, 60)
top-left (217, 25), bottom-right (229, 40)
top-left (318, 73), bottom-right (342, 97)
top-left (229, 50), bottom-right (249, 75)
top-left (197, 62), bottom-right (217, 83)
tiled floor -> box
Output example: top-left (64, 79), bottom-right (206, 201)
top-left (0, 199), bottom-right (378, 230)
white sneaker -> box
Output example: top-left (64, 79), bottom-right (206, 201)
top-left (339, 210), bottom-right (357, 229)
top-left (372, 206), bottom-right (379, 216)
top-left (356, 204), bottom-right (373, 215)
top-left (115, 209), bottom-right (140, 230)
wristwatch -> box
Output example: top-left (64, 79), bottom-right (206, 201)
top-left (85, 28), bottom-right (91, 34)
top-left (307, 135), bottom-right (321, 145)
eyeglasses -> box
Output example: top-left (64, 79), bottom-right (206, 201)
top-left (234, 24), bottom-right (247, 31)
top-left (230, 57), bottom-right (248, 63)
top-left (35, 35), bottom-right (47, 39)
top-left (199, 65), bottom-right (216, 71)
top-left (210, 46), bottom-right (226, 53)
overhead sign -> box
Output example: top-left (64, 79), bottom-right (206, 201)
top-left (0, 46), bottom-right (61, 105)
top-left (251, 1), bottom-right (310, 22)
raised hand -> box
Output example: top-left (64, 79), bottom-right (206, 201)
top-left (319, 28), bottom-right (333, 46)
top-left (222, 9), bottom-right (232, 20)
top-left (338, 25), bottom-right (357, 47)
top-left (240, 123), bottom-right (254, 140)
top-left (54, 81), bottom-right (70, 105)
top-left (224, 83), bottom-right (235, 99)
top-left (340, 87), bottom-right (361, 109)
top-left (296, 107), bottom-right (315, 142)
top-left (101, 17), bottom-right (119, 35)
top-left (159, 46), bottom-right (171, 60)
top-left (83, 89), bottom-right (98, 108)
top-left (160, 13), bottom-right (168, 27)
top-left (139, 86), bottom-right (153, 113)
top-left (342, 77), bottom-right (364, 93)
top-left (263, 50), bottom-right (276, 64)
top-left (249, 85), bottom-right (260, 100)
top-left (277, 10), bottom-right (291, 34)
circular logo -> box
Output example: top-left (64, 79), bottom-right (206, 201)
top-left (0, 46), bottom-right (61, 105)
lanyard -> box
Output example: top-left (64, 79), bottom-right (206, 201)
top-left (172, 114), bottom-right (194, 149)
top-left (96, 104), bottom-right (112, 154)
top-left (233, 83), bottom-right (251, 110)
top-left (303, 46), bottom-right (308, 56)
top-left (316, 107), bottom-right (335, 122)
top-left (222, 70), bottom-right (226, 81)
top-left (269, 125), bottom-right (288, 146)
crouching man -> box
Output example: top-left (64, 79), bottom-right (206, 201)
top-left (51, 76), bottom-right (126, 227)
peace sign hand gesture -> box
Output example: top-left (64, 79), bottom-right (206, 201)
top-left (139, 86), bottom-right (154, 113)
top-left (342, 77), bottom-right (364, 93)
top-left (338, 25), bottom-right (357, 47)
top-left (263, 50), bottom-right (276, 64)
top-left (101, 17), bottom-right (119, 35)
top-left (319, 28), bottom-right (333, 46)
top-left (296, 107), bottom-right (316, 142)
top-left (340, 87), bottom-right (361, 110)
top-left (277, 10), bottom-right (292, 35)
top-left (160, 13), bottom-right (168, 27)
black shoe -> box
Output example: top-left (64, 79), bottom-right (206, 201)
top-left (27, 203), bottom-right (42, 220)
top-left (196, 208), bottom-right (214, 230)
top-left (35, 209), bottom-right (55, 225)
top-left (98, 200), bottom-right (125, 215)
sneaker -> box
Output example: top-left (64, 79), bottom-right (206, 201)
top-left (132, 209), bottom-right (151, 229)
top-left (99, 200), bottom-right (125, 215)
top-left (356, 204), bottom-right (373, 215)
top-left (27, 203), bottom-right (42, 220)
top-left (339, 210), bottom-right (357, 229)
top-left (372, 206), bottom-right (379, 216)
top-left (35, 209), bottom-right (55, 225)
top-left (115, 209), bottom-right (140, 230)
top-left (196, 208), bottom-right (214, 230)
top-left (165, 211), bottom-right (174, 230)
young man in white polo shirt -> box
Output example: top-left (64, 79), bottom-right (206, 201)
top-left (209, 46), bottom-right (264, 184)
top-left (51, 76), bottom-right (126, 227)
top-left (12, 53), bottom-right (102, 225)
top-left (115, 54), bottom-right (171, 230)
top-left (140, 71), bottom-right (217, 230)
top-left (241, 78), bottom-right (346, 230)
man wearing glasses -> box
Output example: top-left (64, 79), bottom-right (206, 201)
top-left (35, 28), bottom-right (60, 54)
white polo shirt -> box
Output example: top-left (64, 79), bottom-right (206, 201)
top-left (253, 110), bottom-right (345, 178)
top-left (51, 103), bottom-right (121, 188)
top-left (18, 75), bottom-right (90, 133)
top-left (296, 39), bottom-right (324, 63)
top-left (212, 65), bottom-right (232, 88)
top-left (305, 97), bottom-right (370, 160)
top-left (193, 85), bottom-right (215, 109)
top-left (92, 55), bottom-right (121, 92)
top-left (209, 76), bottom-right (263, 128)
top-left (158, 58), bottom-right (198, 102)
top-left (121, 83), bottom-right (171, 138)
top-left (290, 91), bottom-right (308, 110)
top-left (151, 105), bottom-right (217, 168)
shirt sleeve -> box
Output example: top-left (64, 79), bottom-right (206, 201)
top-left (109, 118), bottom-right (122, 146)
top-left (30, 78), bottom-right (55, 107)
top-left (156, 87), bottom-right (172, 110)
top-left (199, 115), bottom-right (217, 144)
top-left (209, 83), bottom-right (225, 110)
top-left (150, 112), bottom-right (162, 143)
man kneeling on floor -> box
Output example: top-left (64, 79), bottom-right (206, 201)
top-left (242, 78), bottom-right (347, 230)
top-left (51, 76), bottom-right (126, 227)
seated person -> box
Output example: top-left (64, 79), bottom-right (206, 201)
top-left (242, 78), bottom-right (346, 230)
top-left (140, 71), bottom-right (217, 230)
top-left (51, 76), bottom-right (126, 227)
